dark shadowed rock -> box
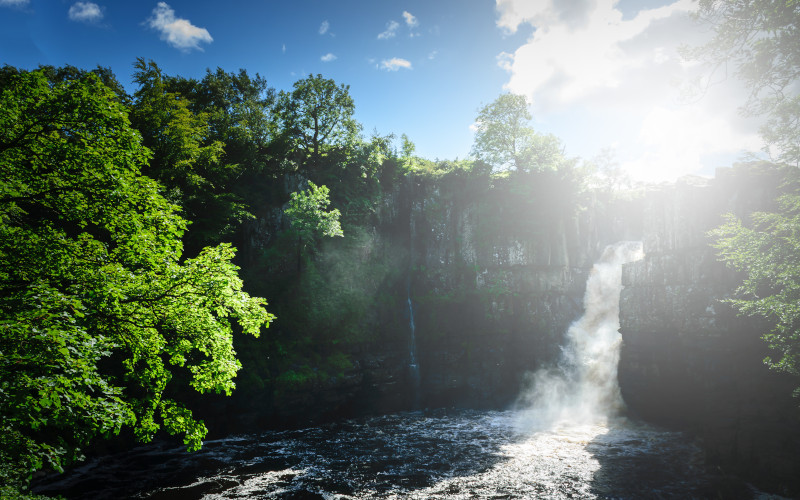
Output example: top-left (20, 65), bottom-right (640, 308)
top-left (618, 164), bottom-right (800, 496)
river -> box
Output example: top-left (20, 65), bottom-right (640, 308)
top-left (36, 408), bottom-right (757, 499)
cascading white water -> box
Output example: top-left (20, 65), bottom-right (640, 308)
top-left (516, 241), bottom-right (644, 429)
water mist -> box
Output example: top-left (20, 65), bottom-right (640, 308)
top-left (516, 241), bottom-right (644, 429)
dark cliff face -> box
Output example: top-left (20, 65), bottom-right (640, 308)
top-left (213, 163), bottom-right (800, 495)
top-left (618, 165), bottom-right (800, 495)
top-left (388, 174), bottom-right (643, 410)
top-left (220, 171), bottom-right (643, 429)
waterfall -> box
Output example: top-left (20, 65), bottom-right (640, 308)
top-left (516, 241), bottom-right (644, 428)
top-left (407, 291), bottom-right (420, 392)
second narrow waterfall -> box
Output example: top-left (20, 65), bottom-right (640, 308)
top-left (407, 289), bottom-right (420, 398)
top-left (516, 241), bottom-right (644, 428)
top-left (407, 196), bottom-right (421, 408)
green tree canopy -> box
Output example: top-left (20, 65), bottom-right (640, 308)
top-left (277, 74), bottom-right (361, 169)
top-left (284, 181), bottom-right (343, 273)
top-left (0, 69), bottom-right (273, 493)
top-left (286, 181), bottom-right (344, 243)
top-left (689, 0), bottom-right (800, 166)
top-left (130, 58), bottom-right (254, 252)
top-left (165, 66), bottom-right (277, 173)
top-left (471, 92), bottom-right (566, 172)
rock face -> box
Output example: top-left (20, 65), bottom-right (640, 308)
top-left (227, 172), bottom-right (644, 428)
top-left (618, 165), bottom-right (800, 495)
top-left (398, 175), bottom-right (641, 410)
top-left (226, 164), bottom-right (800, 496)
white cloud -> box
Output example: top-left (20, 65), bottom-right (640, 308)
top-left (495, 0), bottom-right (764, 182)
top-left (498, 0), bottom-right (696, 106)
top-left (321, 53), bottom-right (337, 62)
top-left (380, 57), bottom-right (412, 71)
top-left (403, 11), bottom-right (417, 27)
top-left (68, 2), bottom-right (102, 23)
top-left (378, 20), bottom-right (400, 39)
top-left (319, 20), bottom-right (329, 35)
top-left (0, 0), bottom-right (28, 6)
top-left (146, 2), bottom-right (213, 52)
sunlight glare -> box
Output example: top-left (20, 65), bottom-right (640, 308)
top-left (620, 105), bottom-right (762, 183)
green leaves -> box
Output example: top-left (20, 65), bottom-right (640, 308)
top-left (471, 93), bottom-right (566, 172)
top-left (276, 74), bottom-right (360, 168)
top-left (130, 58), bottom-right (252, 253)
top-left (286, 182), bottom-right (344, 242)
top-left (0, 284), bottom-right (133, 485)
top-left (0, 68), bottom-right (274, 491)
top-left (710, 170), bottom-right (800, 381)
top-left (690, 0), bottom-right (800, 166)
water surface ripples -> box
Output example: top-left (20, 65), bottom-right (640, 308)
top-left (35, 408), bottom-right (748, 499)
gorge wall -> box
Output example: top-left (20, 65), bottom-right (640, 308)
top-left (406, 175), bottom-right (602, 409)
top-left (618, 164), bottom-right (800, 494)
top-left (212, 163), bottom-right (800, 497)
top-left (216, 170), bottom-right (644, 430)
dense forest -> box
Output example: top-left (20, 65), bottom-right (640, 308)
top-left (2, 0), bottom-right (800, 497)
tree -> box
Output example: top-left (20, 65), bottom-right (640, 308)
top-left (709, 168), bottom-right (800, 381)
top-left (694, 1), bottom-right (800, 390)
top-left (689, 0), bottom-right (800, 167)
top-left (285, 182), bottom-right (343, 270)
top-left (166, 66), bottom-right (277, 174)
top-left (276, 74), bottom-right (360, 169)
top-left (130, 58), bottom-right (253, 253)
top-left (471, 92), bottom-right (565, 172)
top-left (0, 70), bottom-right (274, 493)
top-left (0, 63), bottom-right (129, 106)
top-left (286, 182), bottom-right (343, 243)
top-left (286, 182), bottom-right (344, 240)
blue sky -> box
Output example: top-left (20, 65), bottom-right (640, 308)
top-left (0, 0), bottom-right (764, 182)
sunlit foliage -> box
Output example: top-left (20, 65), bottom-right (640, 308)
top-left (286, 181), bottom-right (344, 242)
top-left (710, 167), bottom-right (800, 384)
top-left (471, 93), bottom-right (566, 172)
top-left (0, 70), bottom-right (273, 492)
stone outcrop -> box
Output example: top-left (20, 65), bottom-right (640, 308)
top-left (618, 165), bottom-right (800, 495)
